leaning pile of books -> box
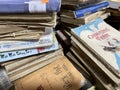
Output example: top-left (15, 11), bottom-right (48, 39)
top-left (0, 0), bottom-right (63, 89)
top-left (60, 18), bottom-right (120, 90)
top-left (0, 0), bottom-right (92, 90)
top-left (60, 0), bottom-right (110, 26)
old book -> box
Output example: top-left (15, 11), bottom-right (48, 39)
top-left (70, 41), bottom-right (115, 90)
top-left (66, 52), bottom-right (95, 90)
top-left (6, 48), bottom-right (63, 82)
top-left (0, 25), bottom-right (25, 35)
top-left (71, 18), bottom-right (120, 77)
top-left (71, 38), bottom-right (117, 89)
top-left (0, 33), bottom-right (59, 62)
top-left (5, 48), bottom-right (63, 74)
top-left (71, 37), bottom-right (120, 87)
top-left (0, 0), bottom-right (61, 13)
top-left (0, 13), bottom-right (53, 22)
top-left (8, 52), bottom-right (64, 82)
top-left (15, 56), bottom-right (86, 90)
top-left (59, 23), bottom-right (120, 89)
top-left (66, 52), bottom-right (92, 80)
top-left (70, 18), bottom-right (120, 88)
top-left (61, 12), bottom-right (110, 25)
top-left (61, 1), bottom-right (109, 19)
top-left (0, 12), bottom-right (57, 28)
top-left (0, 27), bottom-right (54, 52)
top-left (0, 26), bottom-right (46, 41)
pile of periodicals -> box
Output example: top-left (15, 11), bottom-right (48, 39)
top-left (56, 0), bottom-right (120, 90)
top-left (60, 0), bottom-right (110, 26)
top-left (0, 0), bottom-right (63, 89)
top-left (0, 0), bottom-right (91, 90)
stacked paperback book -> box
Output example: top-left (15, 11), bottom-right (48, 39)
top-left (60, 0), bottom-right (110, 26)
top-left (60, 18), bottom-right (120, 90)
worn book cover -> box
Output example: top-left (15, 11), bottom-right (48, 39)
top-left (61, 11), bottom-right (110, 25)
top-left (71, 18), bottom-right (120, 76)
top-left (0, 0), bottom-right (61, 13)
top-left (0, 27), bottom-right (54, 52)
top-left (15, 56), bottom-right (86, 90)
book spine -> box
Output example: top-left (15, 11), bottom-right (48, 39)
top-left (75, 2), bottom-right (109, 18)
top-left (0, 0), bottom-right (61, 13)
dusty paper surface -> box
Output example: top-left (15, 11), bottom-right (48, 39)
top-left (15, 56), bottom-right (86, 90)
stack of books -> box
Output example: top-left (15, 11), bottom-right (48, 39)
top-left (60, 0), bottom-right (110, 26)
top-left (0, 0), bottom-right (61, 28)
top-left (0, 0), bottom-right (91, 90)
top-left (0, 0), bottom-right (64, 89)
top-left (60, 18), bottom-right (120, 89)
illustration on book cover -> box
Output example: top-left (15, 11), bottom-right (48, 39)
top-left (72, 18), bottom-right (120, 71)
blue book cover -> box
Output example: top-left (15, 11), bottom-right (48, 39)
top-left (0, 0), bottom-right (61, 13)
top-left (72, 18), bottom-right (120, 73)
top-left (74, 1), bottom-right (109, 18)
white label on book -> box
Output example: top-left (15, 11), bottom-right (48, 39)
top-left (72, 18), bottom-right (120, 71)
top-left (28, 0), bottom-right (46, 13)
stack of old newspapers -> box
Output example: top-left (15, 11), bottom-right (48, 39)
top-left (62, 18), bottom-right (120, 90)
top-left (0, 0), bottom-right (64, 89)
top-left (60, 0), bottom-right (110, 26)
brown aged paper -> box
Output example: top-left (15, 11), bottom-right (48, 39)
top-left (15, 56), bottom-right (86, 90)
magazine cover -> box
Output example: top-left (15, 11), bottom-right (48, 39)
top-left (72, 18), bottom-right (120, 74)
